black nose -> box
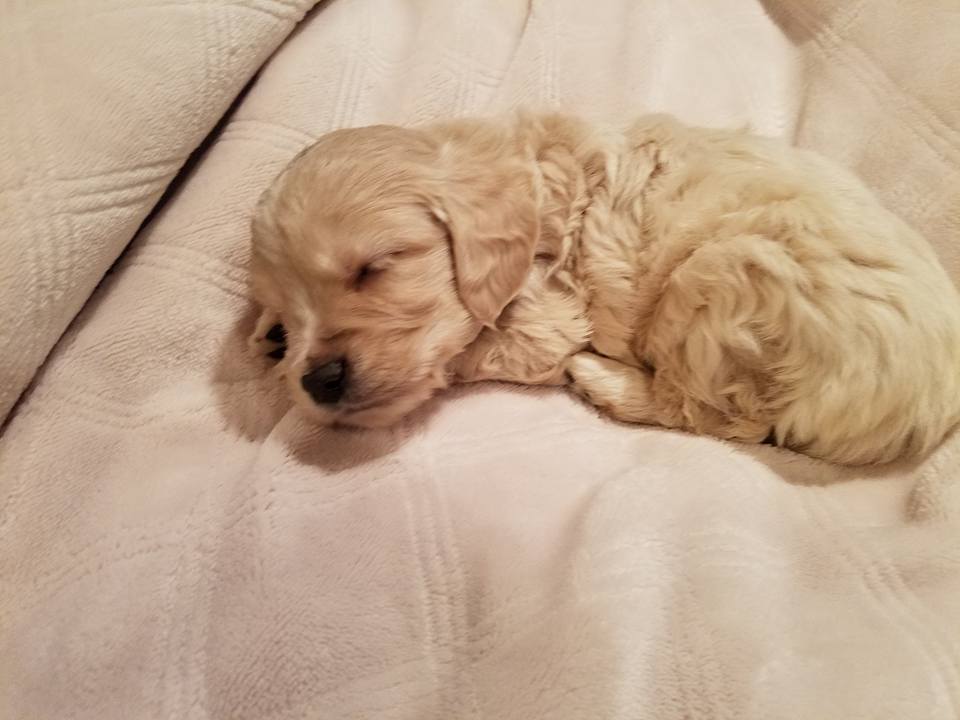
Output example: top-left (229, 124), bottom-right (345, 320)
top-left (301, 358), bottom-right (347, 405)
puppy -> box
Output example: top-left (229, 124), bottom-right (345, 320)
top-left (249, 114), bottom-right (960, 464)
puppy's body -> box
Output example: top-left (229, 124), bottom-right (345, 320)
top-left (251, 114), bottom-right (960, 464)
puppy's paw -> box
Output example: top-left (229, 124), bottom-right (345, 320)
top-left (565, 351), bottom-right (667, 427)
top-left (249, 309), bottom-right (287, 362)
top-left (564, 352), bottom-right (613, 409)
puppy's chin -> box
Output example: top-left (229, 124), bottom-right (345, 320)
top-left (291, 373), bottom-right (448, 429)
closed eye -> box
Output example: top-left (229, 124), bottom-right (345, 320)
top-left (352, 247), bottom-right (426, 289)
top-left (353, 251), bottom-right (403, 288)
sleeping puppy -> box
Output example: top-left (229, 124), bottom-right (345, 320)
top-left (248, 113), bottom-right (960, 464)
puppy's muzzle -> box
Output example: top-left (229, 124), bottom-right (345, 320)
top-left (301, 357), bottom-right (348, 405)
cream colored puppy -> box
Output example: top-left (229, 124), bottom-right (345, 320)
top-left (249, 114), bottom-right (960, 464)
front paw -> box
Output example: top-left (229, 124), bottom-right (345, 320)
top-left (564, 352), bottom-right (608, 408)
top-left (249, 310), bottom-right (287, 362)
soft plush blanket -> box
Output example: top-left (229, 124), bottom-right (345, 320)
top-left (2, 1), bottom-right (960, 718)
top-left (0, 0), bottom-right (319, 421)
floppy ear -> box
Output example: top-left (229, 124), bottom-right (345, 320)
top-left (429, 157), bottom-right (539, 327)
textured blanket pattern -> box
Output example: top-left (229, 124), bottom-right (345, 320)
top-left (0, 0), bottom-right (319, 421)
top-left (2, 1), bottom-right (960, 718)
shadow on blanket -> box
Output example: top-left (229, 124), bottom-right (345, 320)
top-left (740, 441), bottom-right (925, 487)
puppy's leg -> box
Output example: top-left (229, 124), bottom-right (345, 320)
top-left (565, 351), bottom-right (683, 428)
top-left (249, 307), bottom-right (287, 361)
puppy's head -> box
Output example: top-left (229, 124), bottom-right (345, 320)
top-left (250, 123), bottom-right (539, 427)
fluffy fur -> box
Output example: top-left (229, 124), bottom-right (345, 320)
top-left (249, 113), bottom-right (960, 464)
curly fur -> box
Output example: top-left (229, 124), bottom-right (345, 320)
top-left (249, 113), bottom-right (960, 464)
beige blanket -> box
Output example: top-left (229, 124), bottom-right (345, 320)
top-left (0, 0), bottom-right (319, 421)
top-left (3, 1), bottom-right (960, 718)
